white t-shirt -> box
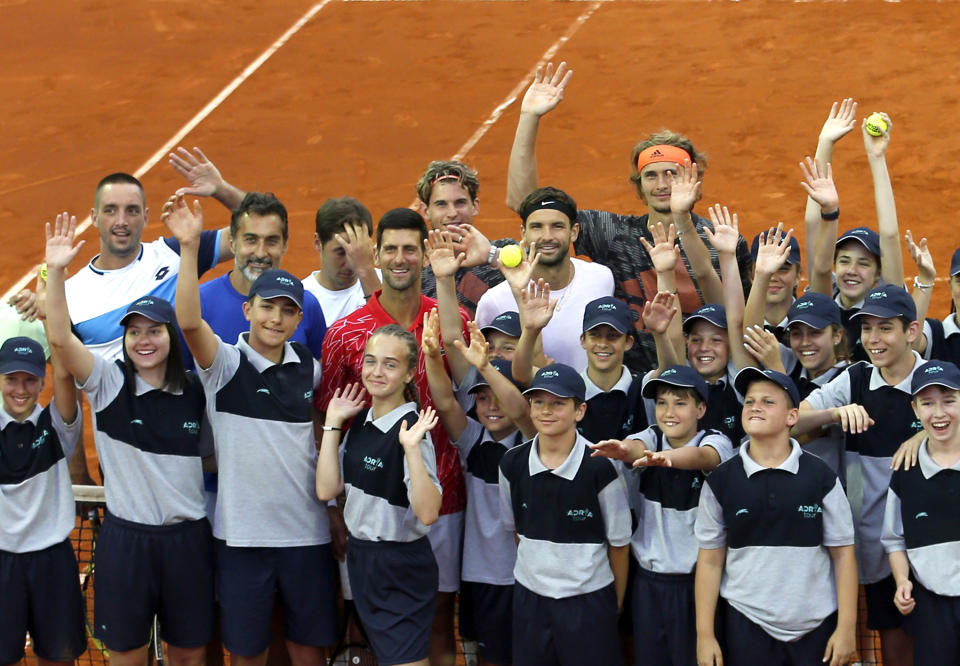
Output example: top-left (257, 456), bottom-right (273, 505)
top-left (475, 257), bottom-right (614, 371)
top-left (302, 270), bottom-right (381, 327)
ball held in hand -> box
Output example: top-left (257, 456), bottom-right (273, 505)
top-left (499, 244), bottom-right (523, 268)
top-left (865, 113), bottom-right (888, 137)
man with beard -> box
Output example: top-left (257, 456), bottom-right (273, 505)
top-left (475, 187), bottom-right (613, 371)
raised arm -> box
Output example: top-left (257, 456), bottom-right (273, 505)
top-left (425, 230), bottom-right (470, 383)
top-left (514, 279), bottom-right (556, 387)
top-left (641, 291), bottom-right (682, 371)
top-left (639, 221), bottom-right (685, 367)
top-left (799, 157), bottom-right (841, 295)
top-left (43, 213), bottom-right (95, 385)
top-left (399, 408), bottom-right (443, 526)
top-left (316, 383), bottom-right (366, 501)
top-left (670, 161), bottom-right (723, 305)
top-left (862, 113), bottom-right (904, 288)
top-left (422, 308), bottom-right (468, 442)
top-left (905, 229), bottom-right (935, 355)
top-left (336, 221), bottom-right (380, 297)
top-left (164, 195), bottom-right (219, 368)
top-left (169, 146), bottom-right (246, 211)
top-left (506, 62), bottom-right (573, 211)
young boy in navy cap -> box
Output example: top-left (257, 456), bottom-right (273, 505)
top-left (167, 196), bottom-right (336, 666)
top-left (797, 283), bottom-right (924, 665)
top-left (882, 360), bottom-right (960, 664)
top-left (0, 336), bottom-right (86, 665)
top-left (498, 363), bottom-right (630, 666)
top-left (696, 367), bottom-right (857, 666)
top-left (591, 364), bottom-right (733, 665)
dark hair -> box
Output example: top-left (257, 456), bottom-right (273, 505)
top-left (833, 239), bottom-right (882, 272)
top-left (121, 322), bottom-right (188, 393)
top-left (415, 161), bottom-right (480, 205)
top-left (314, 197), bottom-right (373, 246)
top-left (95, 173), bottom-right (145, 210)
top-left (231, 192), bottom-right (289, 242)
top-left (655, 384), bottom-right (705, 406)
top-left (629, 131), bottom-right (706, 195)
top-left (366, 325), bottom-right (420, 406)
top-left (376, 208), bottom-right (428, 248)
top-left (517, 186), bottom-right (578, 226)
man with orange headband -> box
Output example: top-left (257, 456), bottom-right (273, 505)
top-left (506, 62), bottom-right (752, 373)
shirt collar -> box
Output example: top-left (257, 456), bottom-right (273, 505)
top-left (367, 290), bottom-right (436, 331)
top-left (582, 366), bottom-right (632, 400)
top-left (364, 401), bottom-right (418, 433)
top-left (740, 439), bottom-right (802, 477)
top-left (0, 403), bottom-right (42, 428)
top-left (801, 361), bottom-right (849, 386)
top-left (917, 439), bottom-right (960, 478)
top-left (943, 314), bottom-right (960, 338)
top-left (834, 293), bottom-right (865, 311)
top-left (867, 351), bottom-right (923, 394)
top-left (133, 372), bottom-right (183, 397)
top-left (237, 332), bottom-right (300, 371)
top-left (527, 432), bottom-right (588, 480)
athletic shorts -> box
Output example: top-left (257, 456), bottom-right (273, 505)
top-left (723, 601), bottom-right (836, 665)
top-left (864, 575), bottom-right (906, 631)
top-left (348, 536), bottom-right (437, 666)
top-left (910, 581), bottom-right (960, 664)
top-left (215, 540), bottom-right (338, 656)
top-left (427, 510), bottom-right (463, 593)
top-left (460, 581), bottom-right (513, 666)
top-left (632, 567), bottom-right (695, 666)
top-left (94, 512), bottom-right (214, 652)
top-left (512, 582), bottom-right (621, 666)
top-left (0, 539), bottom-right (86, 664)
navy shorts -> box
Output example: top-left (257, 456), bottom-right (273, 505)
top-left (347, 536), bottom-right (438, 666)
top-left (864, 575), bottom-right (906, 631)
top-left (723, 601), bottom-right (836, 665)
top-left (94, 512), bottom-right (214, 652)
top-left (216, 540), bottom-right (338, 656)
top-left (0, 539), bottom-right (86, 664)
top-left (460, 581), bottom-right (513, 665)
top-left (631, 567), bottom-right (695, 666)
top-left (513, 582), bottom-right (621, 666)
top-left (909, 581), bottom-right (960, 663)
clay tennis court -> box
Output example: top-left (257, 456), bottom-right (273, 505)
top-left (6, 0), bottom-right (960, 663)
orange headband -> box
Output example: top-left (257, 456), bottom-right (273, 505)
top-left (636, 145), bottom-right (691, 173)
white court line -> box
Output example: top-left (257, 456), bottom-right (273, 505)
top-left (3, 0), bottom-right (334, 302)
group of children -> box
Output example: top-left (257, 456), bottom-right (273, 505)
top-left (4, 106), bottom-right (960, 666)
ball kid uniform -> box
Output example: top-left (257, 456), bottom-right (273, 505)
top-left (80, 353), bottom-right (214, 651)
top-left (198, 333), bottom-right (335, 656)
top-left (882, 439), bottom-right (960, 663)
top-left (341, 403), bottom-right (442, 666)
top-left (695, 440), bottom-right (855, 662)
top-left (498, 431), bottom-right (631, 666)
top-left (0, 398), bottom-right (86, 664)
top-left (624, 426), bottom-right (733, 665)
top-left (579, 366), bottom-right (647, 443)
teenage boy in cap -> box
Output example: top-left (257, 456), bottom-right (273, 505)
top-left (696, 367), bottom-right (857, 666)
top-left (0, 336), bottom-right (86, 665)
top-left (882, 360), bottom-right (960, 664)
top-left (498, 363), bottom-right (631, 666)
top-left (591, 364), bottom-right (733, 666)
top-left (796, 284), bottom-right (924, 666)
top-left (166, 195), bottom-right (336, 666)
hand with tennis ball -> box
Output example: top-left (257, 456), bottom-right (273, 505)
top-left (862, 111), bottom-right (892, 159)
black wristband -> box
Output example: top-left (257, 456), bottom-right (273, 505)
top-left (820, 208), bottom-right (840, 221)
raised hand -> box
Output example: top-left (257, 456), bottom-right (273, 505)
top-left (862, 112), bottom-right (893, 159)
top-left (498, 240), bottom-right (541, 293)
top-left (399, 407), bottom-right (439, 450)
top-left (45, 212), bottom-right (85, 270)
top-left (169, 146), bottom-right (225, 198)
top-left (819, 98), bottom-right (859, 144)
top-left (425, 229), bottom-right (466, 280)
top-left (518, 278), bottom-right (557, 331)
top-left (160, 194), bottom-right (203, 245)
top-left (905, 229), bottom-right (935, 285)
top-left (703, 203), bottom-right (740, 257)
top-left (334, 221), bottom-right (376, 274)
top-left (421, 308), bottom-right (442, 358)
top-left (641, 291), bottom-right (678, 336)
top-left (742, 325), bottom-right (785, 372)
top-left (453, 321), bottom-right (491, 370)
top-left (324, 382), bottom-right (367, 425)
top-left (799, 157), bottom-right (839, 212)
top-left (520, 61), bottom-right (573, 118)
top-left (639, 221), bottom-right (680, 274)
top-left (752, 223), bottom-right (794, 278)
top-left (668, 159), bottom-right (702, 215)
top-left (446, 224), bottom-right (492, 269)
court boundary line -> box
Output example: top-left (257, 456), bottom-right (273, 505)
top-left (3, 0), bottom-right (334, 302)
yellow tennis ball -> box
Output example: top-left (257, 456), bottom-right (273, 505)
top-left (499, 244), bottom-right (523, 268)
top-left (38, 263), bottom-right (47, 282)
top-left (865, 113), bottom-right (888, 137)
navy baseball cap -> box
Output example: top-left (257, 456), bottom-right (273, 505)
top-left (911, 361), bottom-right (960, 396)
top-left (683, 304), bottom-right (727, 334)
top-left (523, 363), bottom-right (586, 401)
top-left (582, 296), bottom-right (632, 334)
top-left (836, 227), bottom-right (881, 258)
top-left (641, 364), bottom-right (709, 403)
top-left (734, 367), bottom-right (801, 408)
top-left (481, 311), bottom-right (521, 338)
top-left (468, 358), bottom-right (520, 394)
top-left (120, 296), bottom-right (176, 325)
top-left (786, 292), bottom-right (842, 331)
top-left (851, 285), bottom-right (917, 322)
top-left (950, 248), bottom-right (960, 277)
top-left (0, 336), bottom-right (46, 377)
top-left (750, 232), bottom-right (802, 266)
top-left (249, 269), bottom-right (304, 309)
